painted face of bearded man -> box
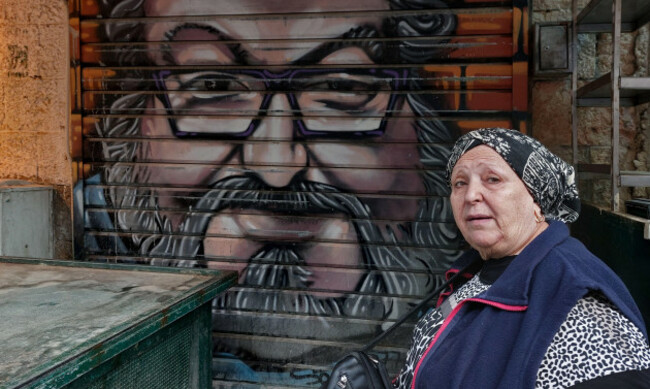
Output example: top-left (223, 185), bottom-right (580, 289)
top-left (90, 0), bottom-right (461, 362)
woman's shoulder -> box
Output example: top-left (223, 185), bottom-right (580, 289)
top-left (540, 230), bottom-right (611, 278)
top-left (535, 231), bottom-right (647, 338)
top-left (536, 231), bottom-right (627, 297)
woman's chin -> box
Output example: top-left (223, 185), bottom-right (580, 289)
top-left (466, 232), bottom-right (499, 247)
top-left (466, 235), bottom-right (503, 258)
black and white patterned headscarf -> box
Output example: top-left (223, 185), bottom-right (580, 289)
top-left (446, 128), bottom-right (580, 223)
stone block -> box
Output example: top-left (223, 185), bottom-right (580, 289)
top-left (633, 25), bottom-right (648, 77)
top-left (1, 78), bottom-right (67, 133)
top-left (533, 0), bottom-right (571, 10)
top-left (1, 0), bottom-right (67, 25)
top-left (620, 108), bottom-right (639, 166)
top-left (36, 131), bottom-right (71, 185)
top-left (624, 38), bottom-right (638, 75)
top-left (577, 107), bottom-right (611, 146)
top-left (632, 187), bottom-right (650, 198)
top-left (0, 23), bottom-right (6, 60)
top-left (0, 27), bottom-right (37, 77)
top-left (577, 178), bottom-right (591, 203)
top-left (590, 179), bottom-right (612, 208)
top-left (532, 10), bottom-right (572, 24)
top-left (589, 146), bottom-right (611, 164)
top-left (0, 131), bottom-right (38, 180)
top-left (577, 34), bottom-right (597, 80)
top-left (596, 32), bottom-right (637, 76)
top-left (0, 26), bottom-right (66, 79)
top-left (532, 0), bottom-right (574, 22)
top-left (531, 79), bottom-right (572, 147)
top-left (0, 81), bottom-right (5, 128)
top-left (31, 24), bottom-right (68, 80)
top-left (577, 145), bottom-right (591, 164)
top-left (577, 178), bottom-right (613, 207)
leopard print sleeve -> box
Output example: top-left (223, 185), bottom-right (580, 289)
top-left (535, 292), bottom-right (650, 388)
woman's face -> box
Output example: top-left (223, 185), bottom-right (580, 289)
top-left (450, 145), bottom-right (547, 259)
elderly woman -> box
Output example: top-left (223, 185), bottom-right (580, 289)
top-left (393, 128), bottom-right (650, 388)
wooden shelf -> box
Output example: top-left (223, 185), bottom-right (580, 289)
top-left (576, 73), bottom-right (650, 106)
top-left (577, 0), bottom-right (650, 32)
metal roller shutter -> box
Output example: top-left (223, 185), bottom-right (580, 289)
top-left (69, 0), bottom-right (529, 386)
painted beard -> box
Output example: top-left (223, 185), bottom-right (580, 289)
top-left (137, 174), bottom-right (431, 360)
top-left (221, 245), bottom-right (385, 317)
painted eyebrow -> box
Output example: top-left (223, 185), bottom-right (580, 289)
top-left (294, 25), bottom-right (385, 65)
top-left (164, 23), bottom-right (226, 41)
top-left (162, 22), bottom-right (384, 66)
top-left (163, 23), bottom-right (248, 64)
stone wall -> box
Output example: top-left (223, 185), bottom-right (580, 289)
top-left (0, 0), bottom-right (72, 258)
top-left (531, 0), bottom-right (650, 208)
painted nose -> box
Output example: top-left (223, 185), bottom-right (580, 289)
top-left (241, 94), bottom-right (308, 188)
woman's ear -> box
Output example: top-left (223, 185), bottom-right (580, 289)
top-left (533, 206), bottom-right (545, 224)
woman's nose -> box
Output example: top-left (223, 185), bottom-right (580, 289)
top-left (241, 94), bottom-right (308, 188)
top-left (465, 179), bottom-right (483, 203)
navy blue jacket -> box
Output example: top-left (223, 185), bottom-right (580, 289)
top-left (413, 221), bottom-right (647, 389)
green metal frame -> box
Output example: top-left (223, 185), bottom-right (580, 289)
top-left (0, 257), bottom-right (236, 389)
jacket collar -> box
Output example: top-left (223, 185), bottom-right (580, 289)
top-left (450, 221), bottom-right (570, 306)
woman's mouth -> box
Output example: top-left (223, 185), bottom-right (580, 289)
top-left (467, 214), bottom-right (493, 224)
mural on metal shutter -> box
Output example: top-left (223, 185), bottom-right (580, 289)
top-left (69, 0), bottom-right (528, 386)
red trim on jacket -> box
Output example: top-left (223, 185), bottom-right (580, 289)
top-left (411, 298), bottom-right (528, 389)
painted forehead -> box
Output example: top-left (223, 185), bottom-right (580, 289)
top-left (144, 2), bottom-right (390, 65)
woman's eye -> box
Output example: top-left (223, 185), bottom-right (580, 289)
top-left (487, 176), bottom-right (501, 183)
top-left (453, 180), bottom-right (467, 188)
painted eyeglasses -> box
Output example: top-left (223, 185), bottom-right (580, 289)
top-left (154, 68), bottom-right (406, 138)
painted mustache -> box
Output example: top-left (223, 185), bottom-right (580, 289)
top-left (145, 173), bottom-right (376, 266)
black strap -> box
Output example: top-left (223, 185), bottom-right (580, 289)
top-left (361, 259), bottom-right (479, 352)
